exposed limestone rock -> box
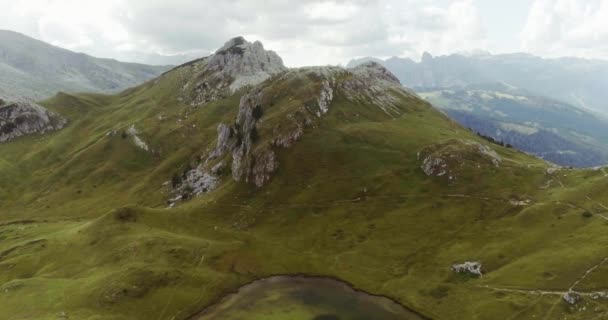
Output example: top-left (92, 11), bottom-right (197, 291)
top-left (0, 99), bottom-right (66, 143)
top-left (563, 290), bottom-right (580, 305)
top-left (316, 80), bottom-right (334, 117)
top-left (421, 155), bottom-right (449, 177)
top-left (475, 142), bottom-right (502, 167)
top-left (451, 261), bottom-right (483, 277)
top-left (231, 90), bottom-right (268, 183)
top-left (251, 149), bottom-right (278, 187)
top-left (510, 199), bottom-right (532, 206)
top-left (177, 161), bottom-right (224, 197)
top-left (168, 159), bottom-right (227, 207)
top-left (419, 139), bottom-right (502, 182)
top-left (210, 37), bottom-right (286, 92)
top-left (208, 123), bottom-right (237, 160)
top-left (180, 37), bottom-right (287, 107)
top-left (126, 125), bottom-right (149, 151)
top-left (351, 61), bottom-right (401, 85)
top-left (343, 62), bottom-right (415, 118)
top-left (271, 113), bottom-right (310, 149)
top-left (590, 291), bottom-right (608, 300)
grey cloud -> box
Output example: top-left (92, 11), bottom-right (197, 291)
top-left (0, 0), bottom-right (489, 66)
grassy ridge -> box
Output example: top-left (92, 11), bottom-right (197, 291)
top-left (1, 66), bottom-right (608, 319)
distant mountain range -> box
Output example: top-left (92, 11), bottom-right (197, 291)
top-left (348, 53), bottom-right (608, 167)
top-left (419, 83), bottom-right (608, 167)
top-left (347, 52), bottom-right (608, 114)
top-left (0, 30), bottom-right (172, 101)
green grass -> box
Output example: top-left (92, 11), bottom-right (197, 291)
top-left (1, 65), bottom-right (608, 320)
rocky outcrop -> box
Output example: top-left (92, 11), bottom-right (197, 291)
top-left (170, 161), bottom-right (224, 204)
top-left (343, 62), bottom-right (415, 117)
top-left (231, 90), bottom-right (269, 184)
top-left (0, 99), bottom-right (66, 143)
top-left (452, 261), bottom-right (483, 277)
top-left (126, 125), bottom-right (149, 151)
top-left (419, 139), bottom-right (502, 182)
top-left (210, 37), bottom-right (286, 92)
top-left (180, 37), bottom-right (287, 107)
top-left (563, 290), bottom-right (580, 305)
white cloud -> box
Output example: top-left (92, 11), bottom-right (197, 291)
top-left (384, 0), bottom-right (486, 58)
top-left (0, 0), bottom-right (488, 66)
top-left (521, 0), bottom-right (608, 59)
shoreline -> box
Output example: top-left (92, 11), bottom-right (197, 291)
top-left (184, 273), bottom-right (432, 320)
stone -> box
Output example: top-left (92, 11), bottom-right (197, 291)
top-left (451, 261), bottom-right (483, 276)
top-left (316, 80), bottom-right (334, 117)
top-left (208, 123), bottom-right (237, 160)
top-left (126, 125), bottom-right (149, 151)
top-left (563, 290), bottom-right (580, 305)
top-left (183, 37), bottom-right (287, 106)
top-left (0, 100), bottom-right (67, 143)
top-left (342, 62), bottom-right (412, 117)
top-left (251, 149), bottom-right (278, 187)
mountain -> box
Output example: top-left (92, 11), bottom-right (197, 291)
top-left (420, 85), bottom-right (608, 167)
top-left (347, 53), bottom-right (608, 113)
top-left (0, 30), bottom-right (171, 101)
top-left (2, 37), bottom-right (608, 320)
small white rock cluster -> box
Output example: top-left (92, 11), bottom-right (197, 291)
top-left (452, 261), bottom-right (483, 277)
top-left (126, 125), bottom-right (149, 151)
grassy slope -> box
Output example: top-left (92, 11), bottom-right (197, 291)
top-left (1, 66), bottom-right (608, 320)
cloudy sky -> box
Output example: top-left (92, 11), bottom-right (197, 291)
top-left (0, 0), bottom-right (606, 66)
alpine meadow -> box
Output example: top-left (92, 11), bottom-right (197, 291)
top-left (1, 1), bottom-right (608, 320)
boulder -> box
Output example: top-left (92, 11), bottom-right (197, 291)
top-left (452, 261), bottom-right (483, 276)
top-left (0, 100), bottom-right (66, 143)
top-left (563, 290), bottom-right (580, 305)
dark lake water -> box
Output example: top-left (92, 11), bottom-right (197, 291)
top-left (193, 276), bottom-right (425, 320)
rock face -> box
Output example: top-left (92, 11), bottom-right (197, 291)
top-left (179, 37), bottom-right (287, 106)
top-left (209, 37), bottom-right (287, 92)
top-left (451, 261), bottom-right (483, 277)
top-left (231, 90), bottom-right (274, 185)
top-left (0, 99), bottom-right (67, 143)
top-left (126, 125), bottom-right (149, 151)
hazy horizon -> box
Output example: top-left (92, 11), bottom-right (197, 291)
top-left (1, 0), bottom-right (606, 67)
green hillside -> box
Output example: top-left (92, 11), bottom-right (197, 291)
top-left (2, 39), bottom-right (608, 320)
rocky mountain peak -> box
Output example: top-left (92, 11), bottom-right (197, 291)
top-left (208, 37), bottom-right (286, 88)
top-left (181, 36), bottom-right (287, 106)
top-left (350, 62), bottom-right (401, 86)
top-left (215, 36), bottom-right (248, 54)
top-left (0, 100), bottom-right (67, 143)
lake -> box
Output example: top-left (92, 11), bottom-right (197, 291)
top-left (192, 275), bottom-right (426, 320)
